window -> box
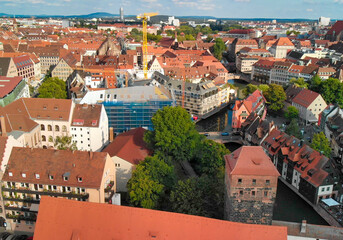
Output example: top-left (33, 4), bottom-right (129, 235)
top-left (53, 185), bottom-right (57, 190)
top-left (55, 125), bottom-right (60, 131)
top-left (252, 179), bottom-right (256, 185)
top-left (9, 172), bottom-right (13, 177)
top-left (266, 180), bottom-right (270, 185)
top-left (35, 174), bottom-right (40, 179)
top-left (321, 187), bottom-right (325, 192)
top-left (326, 187), bottom-right (330, 191)
top-left (22, 173), bottom-right (26, 178)
top-left (39, 184), bottom-right (43, 189)
top-left (238, 178), bottom-right (242, 183)
top-left (67, 187), bottom-right (71, 191)
top-left (78, 177), bottom-right (83, 182)
top-left (47, 125), bottom-right (52, 131)
top-left (42, 135), bottom-right (46, 142)
top-left (49, 175), bottom-right (54, 180)
top-left (41, 124), bottom-right (45, 131)
top-left (239, 190), bottom-right (243, 195)
top-left (62, 125), bottom-right (67, 132)
top-left (264, 191), bottom-right (268, 197)
top-left (252, 191), bottom-right (255, 196)
top-left (64, 176), bottom-right (69, 181)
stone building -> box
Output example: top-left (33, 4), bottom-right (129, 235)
top-left (224, 146), bottom-right (279, 225)
top-left (97, 38), bottom-right (121, 56)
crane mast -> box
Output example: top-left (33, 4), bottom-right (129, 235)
top-left (137, 12), bottom-right (158, 79)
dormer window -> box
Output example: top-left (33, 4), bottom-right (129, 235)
top-left (78, 177), bottom-right (83, 182)
top-left (64, 176), bottom-right (69, 181)
top-left (22, 173), bottom-right (26, 178)
top-left (35, 174), bottom-right (40, 179)
top-left (49, 175), bottom-right (54, 180)
top-left (9, 172), bottom-right (13, 177)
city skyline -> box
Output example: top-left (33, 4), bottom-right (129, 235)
top-left (0, 0), bottom-right (342, 19)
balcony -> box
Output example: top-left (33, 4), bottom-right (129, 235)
top-left (2, 187), bottom-right (89, 200)
top-left (3, 196), bottom-right (40, 204)
top-left (6, 213), bottom-right (36, 222)
top-left (4, 205), bottom-right (32, 212)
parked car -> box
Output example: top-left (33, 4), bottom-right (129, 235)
top-left (221, 132), bottom-right (229, 136)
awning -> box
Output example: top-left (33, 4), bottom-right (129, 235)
top-left (321, 198), bottom-right (340, 207)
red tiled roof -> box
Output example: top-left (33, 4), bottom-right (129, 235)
top-left (34, 196), bottom-right (288, 240)
top-left (0, 76), bottom-right (23, 98)
top-left (71, 104), bottom-right (102, 128)
top-left (225, 146), bottom-right (280, 176)
top-left (102, 127), bottom-right (149, 165)
top-left (0, 136), bottom-right (8, 166)
top-left (229, 29), bottom-right (255, 34)
top-left (3, 147), bottom-right (109, 189)
top-left (273, 37), bottom-right (294, 47)
top-left (292, 89), bottom-right (320, 108)
top-left (327, 21), bottom-right (343, 35)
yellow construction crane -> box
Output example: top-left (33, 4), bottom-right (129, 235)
top-left (137, 12), bottom-right (158, 79)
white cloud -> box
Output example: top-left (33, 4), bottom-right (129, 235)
top-left (334, 0), bottom-right (343, 3)
top-left (173, 0), bottom-right (215, 11)
top-left (141, 0), bottom-right (157, 2)
top-left (306, 8), bottom-right (313, 11)
top-left (234, 0), bottom-right (250, 2)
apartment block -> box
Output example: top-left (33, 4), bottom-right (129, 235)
top-left (1, 147), bottom-right (115, 232)
top-left (70, 104), bottom-right (109, 152)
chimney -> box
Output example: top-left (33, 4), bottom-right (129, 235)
top-left (109, 127), bottom-right (114, 142)
top-left (0, 116), bottom-right (7, 137)
top-left (300, 220), bottom-right (307, 234)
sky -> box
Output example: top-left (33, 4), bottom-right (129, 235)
top-left (0, 0), bottom-right (342, 19)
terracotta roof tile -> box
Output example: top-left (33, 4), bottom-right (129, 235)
top-left (292, 89), bottom-right (321, 108)
top-left (34, 196), bottom-right (287, 240)
top-left (71, 104), bottom-right (102, 128)
top-left (225, 146), bottom-right (280, 176)
top-left (3, 147), bottom-right (108, 189)
top-left (102, 128), bottom-right (149, 165)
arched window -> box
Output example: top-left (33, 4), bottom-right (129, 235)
top-left (42, 145), bottom-right (47, 149)
top-left (55, 125), bottom-right (60, 132)
top-left (62, 125), bottom-right (67, 132)
top-left (48, 125), bottom-right (52, 131)
top-left (41, 124), bottom-right (45, 131)
top-left (42, 135), bottom-right (46, 142)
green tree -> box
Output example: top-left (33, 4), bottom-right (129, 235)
top-left (170, 177), bottom-right (206, 216)
top-left (285, 119), bottom-right (301, 139)
top-left (320, 77), bottom-right (343, 107)
top-left (284, 106), bottom-right (299, 120)
top-left (53, 136), bottom-right (77, 151)
top-left (243, 84), bottom-right (258, 98)
top-left (140, 154), bottom-right (176, 190)
top-left (193, 139), bottom-right (230, 176)
top-left (38, 77), bottom-right (67, 99)
top-left (144, 106), bottom-right (201, 162)
top-left (213, 38), bottom-right (226, 61)
top-left (290, 77), bottom-right (308, 88)
top-left (185, 34), bottom-right (195, 40)
top-left (258, 84), bottom-right (269, 94)
top-left (309, 74), bottom-right (322, 93)
top-left (310, 132), bottom-right (331, 157)
top-left (264, 84), bottom-right (286, 112)
top-left (127, 165), bottom-right (164, 209)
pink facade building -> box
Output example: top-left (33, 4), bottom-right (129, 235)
top-left (232, 90), bottom-right (266, 131)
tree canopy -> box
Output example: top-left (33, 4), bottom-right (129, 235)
top-left (263, 84), bottom-right (286, 112)
top-left (284, 106), bottom-right (299, 120)
top-left (213, 38), bottom-right (226, 61)
top-left (285, 118), bottom-right (301, 139)
top-left (290, 77), bottom-right (308, 88)
top-left (310, 132), bottom-right (331, 157)
top-left (242, 84), bottom-right (258, 98)
top-left (309, 76), bottom-right (343, 107)
top-left (144, 106), bottom-right (201, 162)
top-left (38, 77), bottom-right (67, 99)
top-left (53, 136), bottom-right (77, 151)
top-left (193, 139), bottom-right (230, 176)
